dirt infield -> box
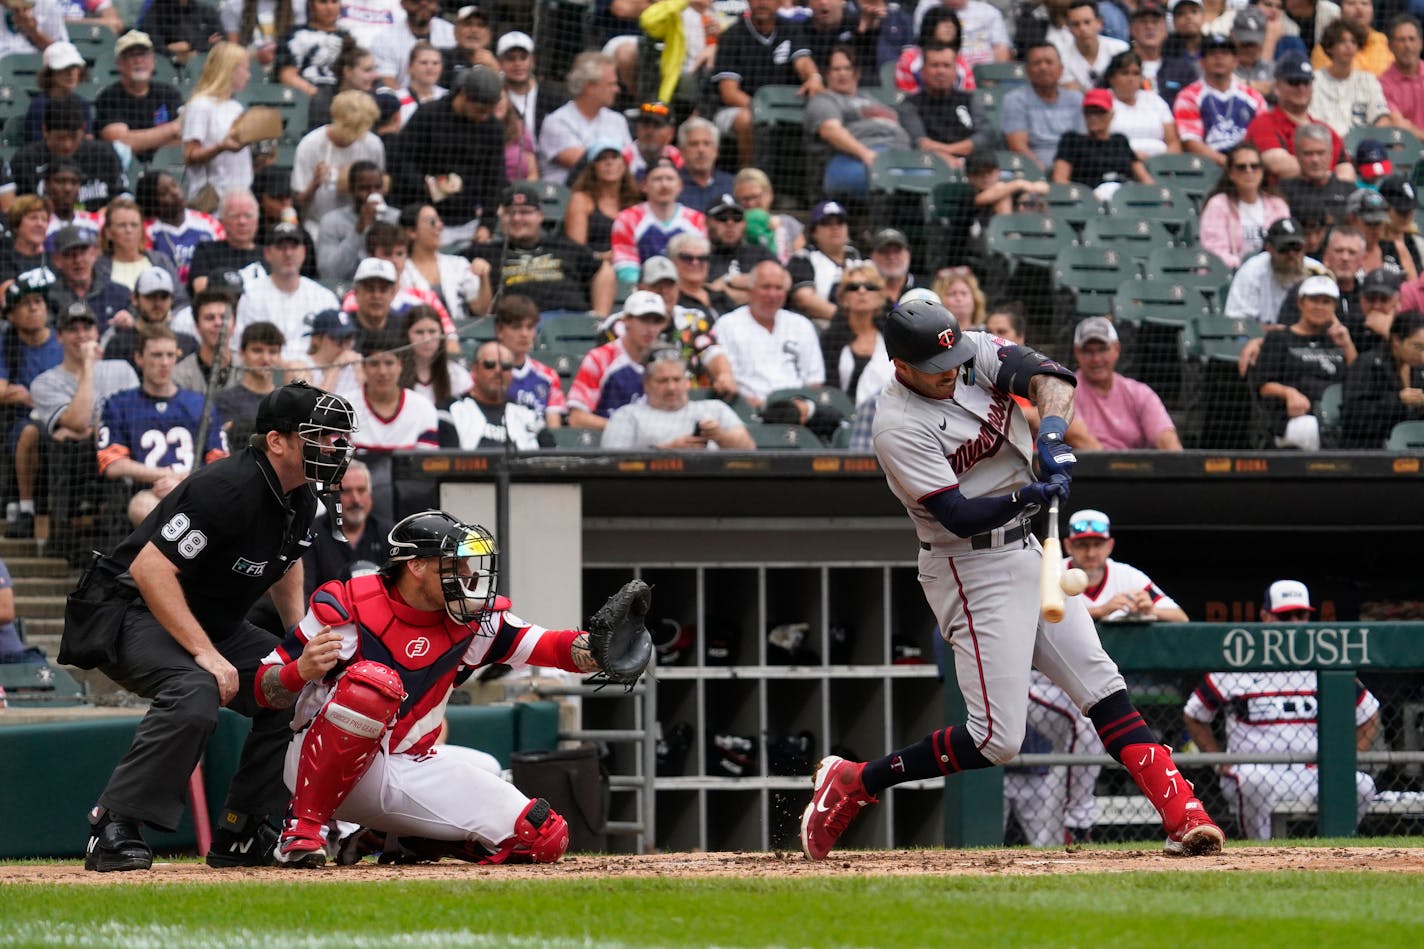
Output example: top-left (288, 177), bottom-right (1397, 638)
top-left (4, 846), bottom-right (1422, 884)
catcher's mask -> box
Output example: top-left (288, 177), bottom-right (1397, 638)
top-left (256, 382), bottom-right (358, 492)
top-left (385, 511), bottom-right (499, 624)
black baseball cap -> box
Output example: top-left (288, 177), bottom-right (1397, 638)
top-left (1360, 265), bottom-right (1404, 297)
top-left (253, 165), bottom-right (293, 198)
top-left (1201, 33), bottom-right (1236, 54)
top-left (1379, 174), bottom-right (1420, 212)
top-left (706, 193), bottom-right (744, 220)
top-left (503, 181), bottom-right (543, 209)
top-left (1266, 217), bottom-right (1305, 248)
top-left (58, 301), bottom-right (98, 329)
top-left (883, 299), bottom-right (975, 373)
top-left (455, 65), bottom-right (503, 105)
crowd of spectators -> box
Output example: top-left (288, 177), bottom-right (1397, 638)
top-left (3, 0), bottom-right (1424, 554)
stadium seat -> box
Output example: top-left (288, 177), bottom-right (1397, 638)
top-left (1191, 314), bottom-right (1264, 363)
top-left (537, 312), bottom-right (602, 345)
top-left (972, 61), bottom-right (1028, 89)
top-left (531, 181), bottom-right (571, 230)
top-left (763, 385), bottom-right (855, 421)
top-left (1107, 183), bottom-right (1196, 240)
top-left (1317, 382), bottom-right (1344, 444)
top-left (970, 88), bottom-right (1002, 128)
top-left (534, 339), bottom-right (595, 392)
top-left (0, 663), bottom-right (88, 708)
top-left (1113, 277), bottom-right (1213, 328)
top-left (1053, 245), bottom-right (1136, 318)
top-left (0, 82), bottom-right (27, 120)
top-left (748, 423), bottom-right (821, 450)
top-left (1345, 126), bottom-right (1423, 178)
top-left (0, 113), bottom-right (26, 150)
top-left (864, 85), bottom-right (903, 109)
top-left (0, 54), bottom-right (43, 94)
top-left (550, 427), bottom-right (602, 448)
top-left (751, 84), bottom-right (806, 127)
top-left (1145, 153), bottom-right (1221, 204)
top-left (1043, 183), bottom-right (1105, 235)
top-left (869, 148), bottom-right (954, 197)
top-left (688, 388), bottom-right (756, 422)
top-left (879, 60), bottom-right (898, 90)
top-left (1386, 420), bottom-right (1424, 449)
top-left (455, 316), bottom-right (497, 343)
top-left (1081, 217), bottom-right (1175, 265)
top-left (237, 83), bottom-right (310, 142)
top-left (986, 213), bottom-right (1073, 270)
top-left (1144, 246), bottom-right (1233, 311)
top-left (143, 145), bottom-right (187, 176)
top-left (995, 150), bottom-right (1046, 182)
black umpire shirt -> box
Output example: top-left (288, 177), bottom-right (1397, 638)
top-left (109, 446), bottom-right (318, 641)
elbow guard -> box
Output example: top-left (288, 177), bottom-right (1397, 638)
top-left (993, 345), bottom-right (1075, 398)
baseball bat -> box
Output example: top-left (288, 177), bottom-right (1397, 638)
top-left (1040, 498), bottom-right (1066, 623)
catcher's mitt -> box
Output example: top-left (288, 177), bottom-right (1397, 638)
top-left (586, 579), bottom-right (653, 687)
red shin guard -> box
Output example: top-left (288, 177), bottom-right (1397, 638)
top-left (481, 799), bottom-right (570, 865)
top-left (285, 661), bottom-right (405, 844)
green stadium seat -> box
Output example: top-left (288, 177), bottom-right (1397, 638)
top-left (864, 85), bottom-right (903, 109)
top-left (143, 144), bottom-right (187, 176)
top-left (763, 385), bottom-right (855, 421)
top-left (1107, 183), bottom-right (1196, 240)
top-left (1317, 382), bottom-right (1344, 443)
top-left (879, 60), bottom-right (898, 90)
top-left (1346, 126), bottom-right (1423, 178)
top-left (537, 312), bottom-right (602, 346)
top-left (1044, 183), bottom-right (1105, 235)
top-left (1145, 246), bottom-right (1233, 312)
top-left (869, 148), bottom-right (954, 196)
top-left (455, 316), bottom-right (497, 342)
top-left (995, 150), bottom-right (1046, 182)
top-left (748, 422), bottom-right (822, 450)
top-left (0, 113), bottom-right (26, 150)
top-left (986, 213), bottom-right (1073, 270)
top-left (0, 82), bottom-right (27, 119)
top-left (550, 427), bottom-right (602, 448)
top-left (1386, 420), bottom-right (1424, 450)
top-left (0, 54), bottom-right (43, 95)
top-left (531, 181), bottom-right (571, 229)
top-left (0, 663), bottom-right (88, 708)
top-left (751, 84), bottom-right (806, 127)
top-left (1113, 277), bottom-right (1213, 328)
top-left (1144, 152), bottom-right (1222, 205)
top-left (688, 388), bottom-right (756, 422)
top-left (1081, 216), bottom-right (1176, 265)
top-left (972, 61), bottom-right (1028, 89)
top-left (970, 88), bottom-right (1002, 128)
top-left (1053, 245), bottom-right (1136, 317)
top-left (1191, 314), bottom-right (1265, 362)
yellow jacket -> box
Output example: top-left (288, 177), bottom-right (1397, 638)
top-left (1311, 29), bottom-right (1395, 77)
top-left (641, 0), bottom-right (691, 105)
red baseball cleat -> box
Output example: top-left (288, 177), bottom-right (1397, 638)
top-left (1164, 799), bottom-right (1225, 856)
top-left (274, 823), bottom-right (327, 869)
top-left (800, 755), bottom-right (877, 861)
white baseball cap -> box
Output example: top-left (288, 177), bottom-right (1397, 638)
top-left (43, 42), bottom-right (85, 72)
top-left (1297, 274), bottom-right (1341, 300)
top-left (1266, 579), bottom-right (1315, 614)
top-left (497, 31), bottom-right (534, 56)
top-left (353, 257), bottom-right (397, 284)
top-left (135, 267), bottom-right (174, 296)
top-left (641, 255), bottom-right (677, 285)
top-left (622, 290), bottom-right (668, 319)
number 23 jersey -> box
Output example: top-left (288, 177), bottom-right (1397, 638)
top-left (96, 387), bottom-right (227, 476)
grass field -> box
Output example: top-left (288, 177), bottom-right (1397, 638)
top-left (3, 841), bottom-right (1424, 948)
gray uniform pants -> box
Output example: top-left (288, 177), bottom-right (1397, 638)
top-left (919, 536), bottom-right (1126, 765)
top-left (97, 604), bottom-right (295, 831)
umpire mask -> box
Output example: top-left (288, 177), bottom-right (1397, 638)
top-left (386, 511), bottom-right (500, 624)
top-left (297, 392), bottom-right (358, 492)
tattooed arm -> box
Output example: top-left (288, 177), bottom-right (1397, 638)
top-left (1028, 374), bottom-right (1076, 428)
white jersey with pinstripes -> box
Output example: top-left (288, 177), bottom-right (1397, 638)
top-left (870, 332), bottom-right (1035, 547)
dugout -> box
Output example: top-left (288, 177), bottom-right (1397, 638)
top-left (391, 448), bottom-right (1424, 851)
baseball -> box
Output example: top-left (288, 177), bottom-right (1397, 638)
top-left (1060, 568), bottom-right (1089, 596)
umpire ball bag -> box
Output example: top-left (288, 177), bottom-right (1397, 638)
top-left (511, 743), bottom-right (609, 852)
top-left (58, 551), bottom-right (138, 669)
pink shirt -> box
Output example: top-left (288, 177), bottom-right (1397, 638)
top-left (1380, 65), bottom-right (1424, 129)
top-left (1074, 370), bottom-right (1177, 450)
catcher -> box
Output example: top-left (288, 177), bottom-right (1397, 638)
top-left (254, 509), bottom-right (652, 868)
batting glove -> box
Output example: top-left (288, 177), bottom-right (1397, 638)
top-left (1036, 416), bottom-right (1076, 477)
top-left (1016, 474), bottom-right (1070, 508)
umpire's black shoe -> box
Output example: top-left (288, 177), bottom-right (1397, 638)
top-left (205, 811), bottom-right (278, 868)
top-left (85, 807), bottom-right (153, 872)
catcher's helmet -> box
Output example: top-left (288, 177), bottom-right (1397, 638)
top-left (883, 299), bottom-right (975, 373)
top-left (255, 381), bottom-right (358, 491)
top-left (385, 511), bottom-right (499, 624)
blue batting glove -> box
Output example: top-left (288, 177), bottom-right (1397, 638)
top-left (1036, 416), bottom-right (1076, 478)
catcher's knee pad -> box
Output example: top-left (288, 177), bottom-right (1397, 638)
top-left (290, 661), bottom-right (405, 828)
top-left (483, 798), bottom-right (570, 865)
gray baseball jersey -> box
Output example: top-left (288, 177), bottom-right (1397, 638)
top-left (870, 338), bottom-right (1126, 764)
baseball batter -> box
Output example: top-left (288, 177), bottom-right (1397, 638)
top-left (257, 511), bottom-right (607, 868)
top-left (800, 300), bottom-right (1225, 859)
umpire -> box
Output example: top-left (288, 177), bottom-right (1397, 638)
top-left (66, 381), bottom-right (358, 872)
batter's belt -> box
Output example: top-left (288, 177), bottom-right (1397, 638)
top-left (920, 521), bottom-right (1031, 552)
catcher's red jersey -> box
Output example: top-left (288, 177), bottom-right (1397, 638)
top-left (259, 575), bottom-right (572, 756)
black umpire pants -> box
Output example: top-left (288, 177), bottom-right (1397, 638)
top-left (97, 604), bottom-right (295, 832)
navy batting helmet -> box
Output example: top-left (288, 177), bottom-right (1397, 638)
top-left (883, 299), bottom-right (975, 373)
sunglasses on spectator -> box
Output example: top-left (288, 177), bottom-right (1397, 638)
top-left (1232, 162), bottom-right (1262, 171)
top-left (1273, 241), bottom-right (1306, 252)
top-left (677, 254), bottom-right (710, 264)
top-left (843, 281), bottom-right (883, 292)
top-left (480, 359), bottom-right (515, 371)
top-left (1284, 78), bottom-right (1313, 87)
